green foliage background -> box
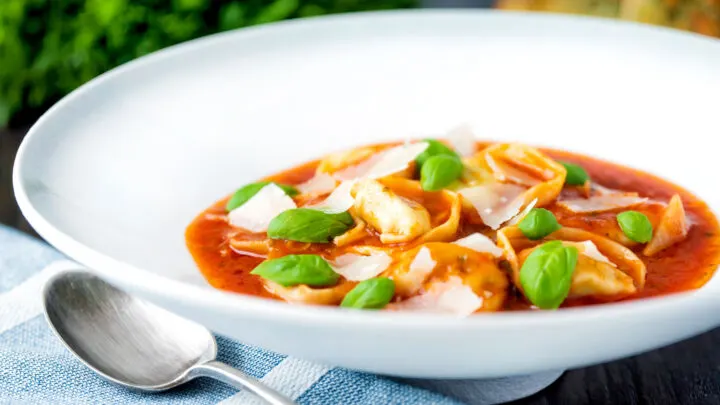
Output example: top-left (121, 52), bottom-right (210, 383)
top-left (0, 0), bottom-right (416, 127)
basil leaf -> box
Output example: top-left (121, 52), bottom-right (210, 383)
top-left (251, 254), bottom-right (339, 287)
top-left (520, 241), bottom-right (578, 310)
top-left (415, 139), bottom-right (460, 168)
top-left (341, 278), bottom-right (395, 309)
top-left (617, 211), bottom-right (653, 243)
top-left (420, 155), bottom-right (464, 191)
top-left (518, 208), bottom-right (562, 240)
top-left (267, 208), bottom-right (354, 243)
top-left (226, 181), bottom-right (298, 211)
top-left (333, 211), bottom-right (355, 227)
top-left (560, 162), bottom-right (590, 186)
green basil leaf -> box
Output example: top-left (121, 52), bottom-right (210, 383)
top-left (332, 211), bottom-right (355, 227)
top-left (420, 155), bottom-right (463, 191)
top-left (617, 211), bottom-right (653, 243)
top-left (341, 278), bottom-right (395, 309)
top-left (251, 254), bottom-right (339, 287)
top-left (560, 162), bottom-right (590, 186)
top-left (520, 241), bottom-right (578, 310)
top-left (518, 208), bottom-right (562, 240)
top-left (226, 181), bottom-right (298, 212)
top-left (267, 208), bottom-right (354, 243)
top-left (415, 139), bottom-right (460, 168)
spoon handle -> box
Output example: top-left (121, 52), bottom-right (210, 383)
top-left (192, 360), bottom-right (296, 405)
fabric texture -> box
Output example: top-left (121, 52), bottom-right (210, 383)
top-left (0, 224), bottom-right (562, 404)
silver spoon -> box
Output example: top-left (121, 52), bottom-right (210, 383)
top-left (42, 270), bottom-right (295, 405)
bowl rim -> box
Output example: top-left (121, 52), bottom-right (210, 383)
top-left (12, 9), bottom-right (720, 330)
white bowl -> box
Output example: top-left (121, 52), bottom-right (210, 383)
top-left (13, 10), bottom-right (720, 379)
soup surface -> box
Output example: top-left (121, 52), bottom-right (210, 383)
top-left (186, 134), bottom-right (720, 314)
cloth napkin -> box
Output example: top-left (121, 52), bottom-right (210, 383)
top-left (0, 224), bottom-right (563, 405)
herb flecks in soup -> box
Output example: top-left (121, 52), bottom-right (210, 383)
top-left (186, 132), bottom-right (720, 315)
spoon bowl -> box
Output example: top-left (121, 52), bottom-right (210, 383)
top-left (43, 270), bottom-right (294, 404)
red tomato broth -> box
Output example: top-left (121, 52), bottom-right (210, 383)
top-left (547, 149), bottom-right (720, 303)
top-left (185, 143), bottom-right (720, 311)
top-left (185, 200), bottom-right (272, 298)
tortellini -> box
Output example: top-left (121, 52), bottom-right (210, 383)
top-left (351, 178), bottom-right (432, 244)
top-left (497, 226), bottom-right (646, 300)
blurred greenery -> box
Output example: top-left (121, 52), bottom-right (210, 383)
top-left (0, 0), bottom-right (416, 127)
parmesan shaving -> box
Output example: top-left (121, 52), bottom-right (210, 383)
top-left (485, 154), bottom-right (542, 187)
top-left (643, 194), bottom-right (689, 256)
top-left (506, 198), bottom-right (538, 226)
top-left (459, 183), bottom-right (527, 229)
top-left (590, 183), bottom-right (637, 197)
top-left (332, 142), bottom-right (429, 181)
top-left (229, 245), bottom-right (268, 259)
top-left (307, 180), bottom-right (356, 214)
top-left (558, 196), bottom-right (648, 213)
top-left (574, 241), bottom-right (616, 267)
top-left (453, 233), bottom-right (503, 257)
top-left (229, 239), bottom-right (270, 258)
top-left (364, 141), bottom-right (429, 180)
top-left (332, 252), bottom-right (392, 281)
top-left (297, 173), bottom-right (337, 195)
top-left (446, 124), bottom-right (476, 157)
top-left (227, 184), bottom-right (296, 232)
top-left (332, 154), bottom-right (381, 181)
top-left (388, 277), bottom-right (483, 316)
top-left (408, 247), bottom-right (436, 280)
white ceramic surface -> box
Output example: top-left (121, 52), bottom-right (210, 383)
top-left (13, 10), bottom-right (720, 379)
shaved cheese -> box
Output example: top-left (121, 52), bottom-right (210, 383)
top-left (297, 173), bottom-right (337, 195)
top-left (502, 144), bottom-right (557, 180)
top-left (485, 154), bottom-right (542, 187)
top-left (363, 142), bottom-right (428, 179)
top-left (506, 198), bottom-right (538, 226)
top-left (389, 277), bottom-right (483, 316)
top-left (229, 245), bottom-right (268, 258)
top-left (453, 233), bottom-right (503, 257)
top-left (643, 194), bottom-right (689, 256)
top-left (228, 184), bottom-right (296, 232)
top-left (333, 155), bottom-right (381, 181)
top-left (229, 239), bottom-right (270, 258)
top-left (591, 183), bottom-right (616, 195)
top-left (558, 196), bottom-right (648, 213)
top-left (332, 252), bottom-right (392, 281)
top-left (459, 183), bottom-right (526, 229)
top-left (575, 241), bottom-right (616, 267)
top-left (390, 247), bottom-right (436, 297)
top-left (307, 180), bottom-right (356, 214)
top-left (332, 142), bottom-right (429, 181)
top-left (591, 183), bottom-right (637, 196)
top-left (408, 247), bottom-right (436, 280)
top-left (446, 124), bottom-right (476, 157)
top-left (365, 141), bottom-right (429, 179)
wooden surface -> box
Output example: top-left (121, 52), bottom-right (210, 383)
top-left (0, 128), bottom-right (35, 235)
top-left (2, 127), bottom-right (719, 404)
top-left (513, 330), bottom-right (720, 404)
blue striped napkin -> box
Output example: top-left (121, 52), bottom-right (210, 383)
top-left (0, 224), bottom-right (562, 404)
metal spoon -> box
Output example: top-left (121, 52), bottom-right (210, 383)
top-left (42, 270), bottom-right (295, 405)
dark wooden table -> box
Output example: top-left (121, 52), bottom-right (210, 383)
top-left (2, 128), bottom-right (719, 404)
top-left (0, 128), bottom-right (34, 234)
